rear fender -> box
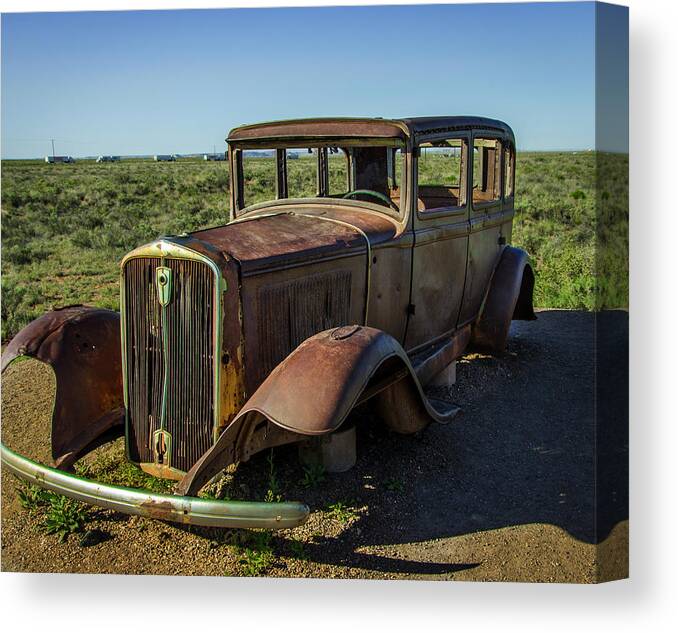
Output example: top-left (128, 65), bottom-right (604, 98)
top-left (177, 325), bottom-right (459, 496)
top-left (472, 246), bottom-right (537, 352)
top-left (1, 306), bottom-right (124, 469)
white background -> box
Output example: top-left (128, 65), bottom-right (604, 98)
top-left (0, 1), bottom-right (676, 631)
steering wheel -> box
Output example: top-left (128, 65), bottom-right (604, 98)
top-left (342, 189), bottom-right (399, 212)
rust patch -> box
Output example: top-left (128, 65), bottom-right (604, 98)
top-left (140, 500), bottom-right (187, 522)
top-left (192, 212), bottom-right (365, 276)
top-left (331, 325), bottom-right (361, 340)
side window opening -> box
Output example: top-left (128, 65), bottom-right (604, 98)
top-left (472, 137), bottom-right (502, 206)
top-left (503, 143), bottom-right (515, 199)
top-left (417, 138), bottom-right (467, 212)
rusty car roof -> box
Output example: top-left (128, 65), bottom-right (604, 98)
top-left (227, 116), bottom-right (514, 144)
top-left (400, 116), bottom-right (514, 141)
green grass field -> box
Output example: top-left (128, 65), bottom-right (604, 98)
top-left (0, 153), bottom-right (628, 341)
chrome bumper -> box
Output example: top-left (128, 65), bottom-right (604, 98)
top-left (1, 443), bottom-right (309, 529)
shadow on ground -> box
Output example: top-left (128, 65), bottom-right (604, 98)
top-left (178, 310), bottom-right (629, 575)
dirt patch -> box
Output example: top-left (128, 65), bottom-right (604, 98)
top-left (0, 310), bottom-right (628, 581)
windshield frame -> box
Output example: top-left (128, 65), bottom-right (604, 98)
top-left (229, 138), bottom-right (408, 221)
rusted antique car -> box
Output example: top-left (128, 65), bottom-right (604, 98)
top-left (1, 116), bottom-right (535, 529)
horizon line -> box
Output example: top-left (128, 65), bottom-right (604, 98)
top-left (2, 149), bottom-right (630, 161)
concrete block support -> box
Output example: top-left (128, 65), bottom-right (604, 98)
top-left (298, 425), bottom-right (357, 473)
top-left (429, 360), bottom-right (457, 388)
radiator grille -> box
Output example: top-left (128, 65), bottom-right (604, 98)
top-left (123, 256), bottom-right (215, 472)
top-left (256, 271), bottom-right (352, 383)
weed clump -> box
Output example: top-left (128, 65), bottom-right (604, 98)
top-left (300, 462), bottom-right (326, 489)
top-left (233, 530), bottom-right (276, 576)
top-left (16, 480), bottom-right (89, 542)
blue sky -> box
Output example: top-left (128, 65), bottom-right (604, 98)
top-left (1, 3), bottom-right (628, 157)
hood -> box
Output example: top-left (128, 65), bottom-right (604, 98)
top-left (189, 207), bottom-right (399, 276)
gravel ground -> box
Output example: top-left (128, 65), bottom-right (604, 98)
top-left (0, 309), bottom-right (628, 582)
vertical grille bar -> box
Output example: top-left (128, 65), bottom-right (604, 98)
top-left (123, 256), bottom-right (215, 472)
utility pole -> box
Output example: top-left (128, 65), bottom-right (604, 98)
top-left (51, 138), bottom-right (55, 159)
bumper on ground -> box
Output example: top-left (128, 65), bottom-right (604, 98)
top-left (1, 443), bottom-right (310, 530)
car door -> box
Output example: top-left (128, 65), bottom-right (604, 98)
top-left (404, 134), bottom-right (470, 351)
top-left (458, 133), bottom-right (506, 326)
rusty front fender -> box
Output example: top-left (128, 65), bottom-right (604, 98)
top-left (1, 306), bottom-right (124, 469)
top-left (472, 246), bottom-right (537, 352)
top-left (177, 325), bottom-right (460, 496)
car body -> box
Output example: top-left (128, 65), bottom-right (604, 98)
top-left (2, 116), bottom-right (535, 529)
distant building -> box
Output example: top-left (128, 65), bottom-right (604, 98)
top-left (45, 156), bottom-right (75, 164)
top-left (96, 155), bottom-right (120, 163)
top-left (154, 155), bottom-right (176, 162)
top-left (203, 153), bottom-right (226, 161)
